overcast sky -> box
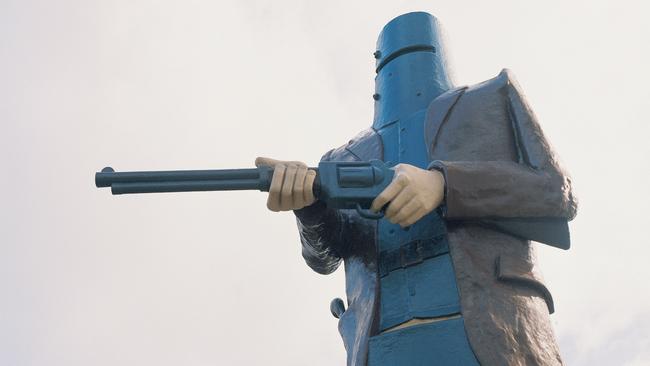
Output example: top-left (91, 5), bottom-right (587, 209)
top-left (1, 1), bottom-right (649, 365)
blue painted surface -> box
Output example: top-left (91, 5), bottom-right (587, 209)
top-left (317, 160), bottom-right (394, 214)
top-left (374, 12), bottom-right (448, 72)
top-left (370, 12), bottom-right (478, 365)
top-left (373, 12), bottom-right (452, 129)
top-left (376, 110), bottom-right (462, 332)
top-left (368, 318), bottom-right (478, 366)
top-left (379, 250), bottom-right (461, 330)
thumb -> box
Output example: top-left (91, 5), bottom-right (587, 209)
top-left (255, 156), bottom-right (280, 168)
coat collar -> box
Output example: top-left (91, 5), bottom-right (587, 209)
top-left (424, 86), bottom-right (467, 160)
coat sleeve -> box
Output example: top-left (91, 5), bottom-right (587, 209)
top-left (293, 150), bottom-right (345, 274)
top-left (429, 70), bottom-right (578, 249)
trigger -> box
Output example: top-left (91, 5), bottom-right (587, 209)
top-left (355, 203), bottom-right (384, 219)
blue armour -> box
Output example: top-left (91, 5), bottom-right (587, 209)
top-left (367, 12), bottom-right (478, 365)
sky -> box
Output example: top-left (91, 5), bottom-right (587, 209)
top-left (1, 0), bottom-right (649, 365)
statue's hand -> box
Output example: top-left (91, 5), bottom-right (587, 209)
top-left (255, 157), bottom-right (317, 211)
top-left (370, 164), bottom-right (445, 227)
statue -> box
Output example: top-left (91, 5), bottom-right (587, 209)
top-left (256, 12), bottom-right (577, 366)
top-left (96, 11), bottom-right (578, 366)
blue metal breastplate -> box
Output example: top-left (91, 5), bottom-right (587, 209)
top-left (365, 12), bottom-right (478, 365)
top-left (376, 110), bottom-right (461, 331)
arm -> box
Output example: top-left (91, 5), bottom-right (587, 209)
top-left (293, 149), bottom-right (349, 274)
top-left (294, 200), bottom-right (345, 274)
top-left (255, 153), bottom-right (346, 275)
top-left (429, 71), bottom-right (578, 248)
top-left (370, 70), bottom-right (577, 248)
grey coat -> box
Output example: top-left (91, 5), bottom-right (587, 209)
top-left (294, 69), bottom-right (577, 366)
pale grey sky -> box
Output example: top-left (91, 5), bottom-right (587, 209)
top-left (1, 1), bottom-right (649, 365)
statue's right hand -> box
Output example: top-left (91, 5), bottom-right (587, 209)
top-left (255, 157), bottom-right (317, 212)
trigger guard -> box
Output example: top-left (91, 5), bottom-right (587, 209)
top-left (355, 203), bottom-right (384, 219)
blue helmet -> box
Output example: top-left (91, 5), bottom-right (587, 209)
top-left (373, 12), bottom-right (453, 129)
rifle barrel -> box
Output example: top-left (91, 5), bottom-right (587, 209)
top-left (110, 180), bottom-right (265, 194)
top-left (95, 167), bottom-right (274, 195)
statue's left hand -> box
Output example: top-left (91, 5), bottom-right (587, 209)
top-left (370, 164), bottom-right (445, 227)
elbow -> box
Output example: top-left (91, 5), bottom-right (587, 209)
top-left (301, 245), bottom-right (342, 275)
top-left (565, 183), bottom-right (578, 221)
top-left (550, 172), bottom-right (578, 221)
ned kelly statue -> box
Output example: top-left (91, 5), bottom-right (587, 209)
top-left (97, 11), bottom-right (578, 366)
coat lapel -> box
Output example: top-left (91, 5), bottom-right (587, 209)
top-left (423, 86), bottom-right (467, 159)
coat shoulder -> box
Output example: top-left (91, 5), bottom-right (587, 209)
top-left (323, 128), bottom-right (382, 162)
top-left (465, 68), bottom-right (521, 97)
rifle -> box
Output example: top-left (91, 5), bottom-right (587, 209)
top-left (96, 159), bottom-right (393, 219)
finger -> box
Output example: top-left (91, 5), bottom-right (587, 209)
top-left (291, 161), bottom-right (308, 168)
top-left (293, 165), bottom-right (308, 209)
top-left (267, 164), bottom-right (285, 211)
top-left (385, 188), bottom-right (415, 220)
top-left (255, 156), bottom-right (281, 168)
top-left (400, 206), bottom-right (430, 227)
top-left (280, 164), bottom-right (299, 210)
top-left (371, 174), bottom-right (409, 212)
top-left (391, 196), bottom-right (421, 225)
top-left (304, 169), bottom-right (317, 205)
top-left (255, 157), bottom-right (307, 168)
